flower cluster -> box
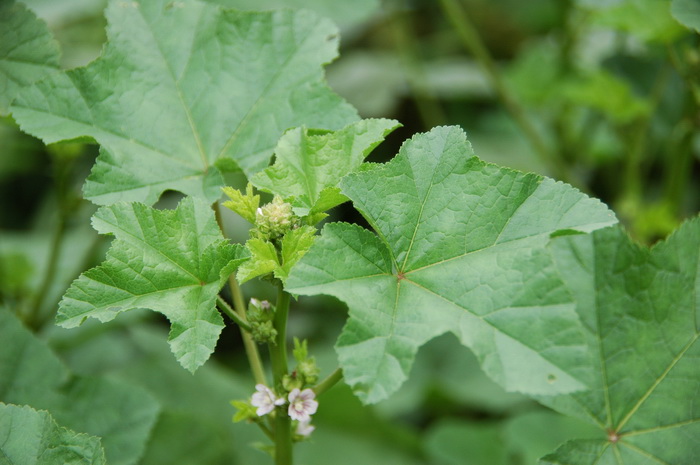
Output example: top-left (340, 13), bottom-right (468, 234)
top-left (249, 383), bottom-right (319, 438)
top-left (254, 195), bottom-right (299, 241)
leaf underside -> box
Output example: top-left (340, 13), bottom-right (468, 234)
top-left (57, 196), bottom-right (247, 372)
top-left (286, 125), bottom-right (618, 404)
top-left (539, 218), bottom-right (700, 465)
top-left (10, 0), bottom-right (358, 205)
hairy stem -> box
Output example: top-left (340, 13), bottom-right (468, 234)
top-left (213, 201), bottom-right (267, 386)
top-left (216, 295), bottom-right (252, 332)
top-left (269, 281), bottom-right (292, 465)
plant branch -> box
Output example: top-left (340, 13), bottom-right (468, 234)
top-left (438, 0), bottom-right (568, 181)
top-left (213, 201), bottom-right (267, 386)
top-left (217, 295), bottom-right (252, 332)
top-left (269, 281), bottom-right (292, 465)
top-left (313, 368), bottom-right (343, 397)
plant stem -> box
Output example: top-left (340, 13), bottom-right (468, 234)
top-left (313, 368), bottom-right (343, 397)
top-left (213, 201), bottom-right (267, 386)
top-left (269, 281), bottom-right (292, 465)
top-left (438, 0), bottom-right (568, 181)
top-left (216, 295), bottom-right (252, 332)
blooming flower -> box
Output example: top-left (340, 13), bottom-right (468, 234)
top-left (287, 388), bottom-right (318, 422)
top-left (250, 384), bottom-right (284, 416)
top-left (296, 420), bottom-right (315, 437)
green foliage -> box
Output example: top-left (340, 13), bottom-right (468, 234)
top-left (252, 119), bottom-right (401, 218)
top-left (222, 183), bottom-right (259, 224)
top-left (287, 126), bottom-right (617, 403)
top-left (0, 1), bottom-right (60, 115)
top-left (672, 0), bottom-right (700, 32)
top-left (57, 196), bottom-right (248, 372)
top-left (539, 218), bottom-right (700, 464)
top-left (11, 0), bottom-right (358, 205)
top-left (0, 307), bottom-right (159, 465)
top-left (0, 403), bottom-right (106, 465)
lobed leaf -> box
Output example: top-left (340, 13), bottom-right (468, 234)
top-left (252, 118), bottom-right (400, 217)
top-left (0, 403), bottom-right (106, 465)
top-left (10, 0), bottom-right (358, 205)
top-left (0, 1), bottom-right (60, 115)
top-left (57, 196), bottom-right (248, 372)
top-left (539, 218), bottom-right (700, 464)
top-left (286, 126), bottom-right (617, 403)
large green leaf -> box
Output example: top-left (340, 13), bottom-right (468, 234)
top-left (539, 218), bottom-right (700, 464)
top-left (251, 119), bottom-right (400, 217)
top-left (672, 0), bottom-right (700, 32)
top-left (286, 126), bottom-right (617, 403)
top-left (0, 403), bottom-right (106, 465)
top-left (0, 308), bottom-right (159, 465)
top-left (11, 0), bottom-right (358, 205)
top-left (0, 1), bottom-right (60, 116)
top-left (57, 196), bottom-right (247, 372)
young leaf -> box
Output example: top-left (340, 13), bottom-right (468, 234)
top-left (539, 218), bottom-right (700, 464)
top-left (10, 0), bottom-right (358, 205)
top-left (0, 1), bottom-right (60, 115)
top-left (57, 196), bottom-right (248, 372)
top-left (286, 126), bottom-right (617, 404)
top-left (251, 119), bottom-right (401, 217)
top-left (0, 403), bottom-right (106, 465)
top-left (0, 307), bottom-right (159, 465)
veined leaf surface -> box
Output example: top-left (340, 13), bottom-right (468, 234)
top-left (286, 126), bottom-right (617, 403)
top-left (57, 196), bottom-right (247, 372)
top-left (11, 0), bottom-right (358, 205)
top-left (539, 218), bottom-right (700, 464)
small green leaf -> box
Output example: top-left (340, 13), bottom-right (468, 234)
top-left (0, 1), bottom-right (60, 115)
top-left (0, 403), bottom-right (106, 465)
top-left (57, 196), bottom-right (248, 372)
top-left (287, 126), bottom-right (617, 404)
top-left (252, 119), bottom-right (400, 217)
top-left (11, 0), bottom-right (358, 205)
top-left (237, 238), bottom-right (279, 283)
top-left (279, 225), bottom-right (316, 279)
top-left (540, 218), bottom-right (700, 464)
top-left (672, 0), bottom-right (700, 32)
top-left (222, 183), bottom-right (260, 224)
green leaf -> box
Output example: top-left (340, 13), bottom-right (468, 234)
top-left (237, 238), bottom-right (279, 283)
top-left (0, 307), bottom-right (159, 465)
top-left (222, 183), bottom-right (259, 224)
top-left (589, 0), bottom-right (687, 43)
top-left (0, 403), bottom-right (106, 465)
top-left (425, 419), bottom-right (508, 465)
top-left (57, 196), bottom-right (247, 372)
top-left (286, 126), bottom-right (617, 403)
top-left (11, 0), bottom-right (358, 205)
top-left (540, 218), bottom-right (700, 464)
top-left (672, 0), bottom-right (700, 32)
top-left (0, 1), bottom-right (60, 116)
top-left (252, 119), bottom-right (400, 217)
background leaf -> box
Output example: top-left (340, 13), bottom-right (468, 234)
top-left (540, 218), bottom-right (700, 464)
top-left (672, 0), bottom-right (700, 32)
top-left (11, 0), bottom-right (358, 205)
top-left (57, 196), bottom-right (247, 372)
top-left (0, 403), bottom-right (106, 465)
top-left (287, 126), bottom-right (617, 403)
top-left (0, 307), bottom-right (158, 465)
top-left (0, 0), bottom-right (60, 116)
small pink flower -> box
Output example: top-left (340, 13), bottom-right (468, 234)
top-left (287, 388), bottom-right (318, 422)
top-left (251, 384), bottom-right (284, 416)
top-left (296, 420), bottom-right (315, 437)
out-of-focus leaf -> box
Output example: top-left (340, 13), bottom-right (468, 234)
top-left (57, 196), bottom-right (248, 372)
top-left (672, 0), bottom-right (700, 32)
top-left (587, 0), bottom-right (686, 43)
top-left (11, 0), bottom-right (358, 205)
top-left (540, 218), bottom-right (700, 464)
top-left (287, 126), bottom-right (617, 404)
top-left (425, 419), bottom-right (508, 465)
top-left (0, 403), bottom-right (106, 465)
top-left (0, 1), bottom-right (60, 115)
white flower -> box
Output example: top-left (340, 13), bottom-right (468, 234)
top-left (287, 388), bottom-right (318, 422)
top-left (251, 384), bottom-right (284, 416)
top-left (296, 420), bottom-right (315, 437)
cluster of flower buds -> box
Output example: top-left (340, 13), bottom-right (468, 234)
top-left (283, 338), bottom-right (320, 391)
top-left (248, 384), bottom-right (318, 438)
top-left (247, 298), bottom-right (276, 344)
top-left (254, 195), bottom-right (299, 241)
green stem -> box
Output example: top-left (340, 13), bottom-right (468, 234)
top-left (313, 368), bottom-right (343, 397)
top-left (216, 295), bottom-right (252, 332)
top-left (213, 202), bottom-right (267, 386)
top-left (269, 281), bottom-right (292, 465)
top-left (438, 0), bottom-right (568, 181)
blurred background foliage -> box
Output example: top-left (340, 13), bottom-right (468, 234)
top-left (1, 0), bottom-right (698, 463)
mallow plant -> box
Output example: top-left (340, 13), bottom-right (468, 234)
top-left (1, 0), bottom-right (698, 464)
